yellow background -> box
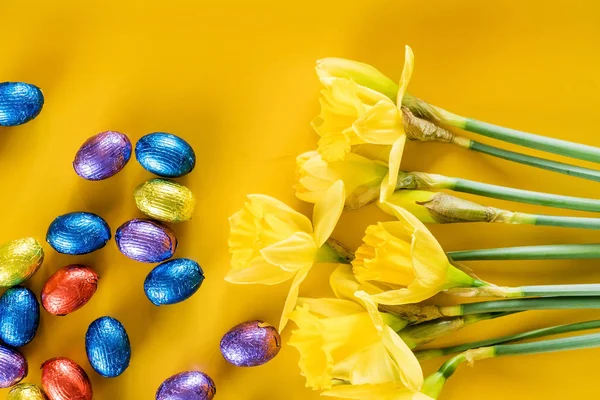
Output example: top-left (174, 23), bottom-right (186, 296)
top-left (1, 0), bottom-right (600, 399)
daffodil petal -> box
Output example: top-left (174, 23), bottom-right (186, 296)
top-left (369, 283), bottom-right (440, 305)
top-left (411, 227), bottom-right (449, 287)
top-left (279, 264), bottom-right (313, 331)
top-left (353, 100), bottom-right (403, 145)
top-left (260, 232), bottom-right (318, 272)
top-left (380, 136), bottom-right (406, 202)
top-left (382, 325), bottom-right (423, 390)
top-left (225, 256), bottom-right (297, 285)
top-left (313, 180), bottom-right (345, 246)
top-left (296, 297), bottom-right (365, 317)
top-left (323, 383), bottom-right (432, 400)
top-left (246, 194), bottom-right (313, 234)
top-left (397, 46), bottom-right (415, 106)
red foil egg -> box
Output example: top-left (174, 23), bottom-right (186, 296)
top-left (41, 265), bottom-right (99, 316)
top-left (41, 357), bottom-right (92, 400)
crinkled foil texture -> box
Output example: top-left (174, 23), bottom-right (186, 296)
top-left (8, 383), bottom-right (47, 400)
top-left (156, 371), bottom-right (216, 400)
top-left (46, 212), bottom-right (111, 255)
top-left (85, 316), bottom-right (131, 377)
top-left (135, 132), bottom-right (196, 178)
top-left (73, 131), bottom-right (132, 180)
top-left (220, 320), bottom-right (281, 367)
top-left (0, 82), bottom-right (44, 126)
top-left (0, 238), bottom-right (44, 287)
top-left (0, 345), bottom-right (27, 388)
top-left (41, 357), bottom-right (92, 400)
top-left (41, 265), bottom-right (99, 316)
top-left (0, 287), bottom-right (39, 347)
top-left (135, 179), bottom-right (196, 223)
top-left (144, 258), bottom-right (204, 306)
top-left (116, 219), bottom-right (177, 263)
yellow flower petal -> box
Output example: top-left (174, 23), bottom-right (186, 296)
top-left (330, 264), bottom-right (385, 302)
top-left (225, 255), bottom-right (296, 284)
top-left (332, 342), bottom-right (402, 386)
top-left (380, 135), bottom-right (406, 202)
top-left (313, 180), bottom-right (345, 247)
top-left (397, 46), bottom-right (415, 106)
top-left (245, 194), bottom-right (313, 234)
top-left (260, 232), bottom-right (318, 272)
top-left (296, 297), bottom-right (365, 317)
top-left (353, 100), bottom-right (403, 145)
top-left (368, 283), bottom-right (440, 305)
top-left (279, 264), bottom-right (313, 331)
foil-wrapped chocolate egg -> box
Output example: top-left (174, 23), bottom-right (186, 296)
top-left (115, 219), bottom-right (177, 263)
top-left (0, 287), bottom-right (40, 347)
top-left (0, 82), bottom-right (44, 127)
top-left (220, 320), bottom-right (281, 367)
top-left (73, 131), bottom-right (132, 180)
top-left (41, 358), bottom-right (92, 400)
top-left (0, 345), bottom-right (27, 388)
top-left (134, 179), bottom-right (196, 223)
top-left (8, 383), bottom-right (47, 400)
top-left (136, 132), bottom-right (196, 178)
top-left (85, 316), bottom-right (131, 378)
top-left (156, 371), bottom-right (216, 400)
top-left (46, 212), bottom-right (111, 255)
top-left (0, 237), bottom-right (44, 287)
top-left (144, 258), bottom-right (204, 306)
top-left (41, 265), bottom-right (99, 316)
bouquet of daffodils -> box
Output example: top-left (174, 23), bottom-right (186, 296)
top-left (225, 46), bottom-right (600, 399)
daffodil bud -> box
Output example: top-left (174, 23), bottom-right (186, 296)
top-left (402, 107), bottom-right (467, 145)
top-left (399, 317), bottom-right (468, 349)
top-left (378, 303), bottom-right (444, 324)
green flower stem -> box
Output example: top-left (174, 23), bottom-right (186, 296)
top-left (448, 243), bottom-right (600, 261)
top-left (439, 297), bottom-right (600, 317)
top-left (316, 240), bottom-right (353, 264)
top-left (415, 319), bottom-right (600, 361)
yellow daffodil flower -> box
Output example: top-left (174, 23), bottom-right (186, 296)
top-left (322, 382), bottom-right (434, 400)
top-left (288, 265), bottom-right (423, 392)
top-left (295, 150), bottom-right (388, 210)
top-left (353, 203), bottom-right (479, 305)
top-left (227, 181), bottom-right (346, 331)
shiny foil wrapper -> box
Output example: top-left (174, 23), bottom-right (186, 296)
top-left (41, 357), bottom-right (92, 400)
top-left (0, 82), bottom-right (44, 127)
top-left (0, 345), bottom-right (27, 388)
top-left (73, 131), bottom-right (132, 181)
top-left (85, 316), bottom-right (131, 378)
top-left (46, 212), bottom-right (111, 255)
top-left (135, 179), bottom-right (196, 223)
top-left (220, 320), bottom-right (281, 367)
top-left (41, 265), bottom-right (99, 316)
top-left (144, 258), bottom-right (204, 306)
top-left (136, 132), bottom-right (196, 178)
top-left (0, 237), bottom-right (44, 287)
top-left (8, 383), bottom-right (47, 400)
top-left (115, 219), bottom-right (177, 263)
top-left (156, 371), bottom-right (216, 400)
top-left (0, 286), bottom-right (40, 347)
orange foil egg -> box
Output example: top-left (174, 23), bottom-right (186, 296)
top-left (41, 265), bottom-right (99, 316)
top-left (41, 357), bottom-right (92, 400)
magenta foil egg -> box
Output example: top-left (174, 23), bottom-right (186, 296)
top-left (115, 219), bottom-right (177, 263)
top-left (156, 371), bottom-right (216, 400)
top-left (220, 320), bottom-right (281, 367)
top-left (73, 131), bottom-right (132, 180)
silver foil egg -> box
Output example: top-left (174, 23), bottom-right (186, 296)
top-left (0, 286), bottom-right (40, 347)
top-left (156, 371), bottom-right (216, 400)
top-left (144, 258), bottom-right (204, 306)
top-left (0, 345), bottom-right (27, 388)
top-left (220, 320), bottom-right (281, 367)
top-left (46, 212), bottom-right (111, 255)
top-left (73, 131), bottom-right (132, 180)
top-left (85, 316), bottom-right (131, 378)
top-left (0, 82), bottom-right (44, 127)
top-left (115, 219), bottom-right (177, 263)
top-left (135, 132), bottom-right (196, 177)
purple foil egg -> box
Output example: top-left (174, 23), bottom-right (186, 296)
top-left (220, 320), bottom-right (281, 367)
top-left (0, 345), bottom-right (27, 388)
top-left (73, 131), bottom-right (132, 180)
top-left (115, 219), bottom-right (177, 263)
top-left (156, 371), bottom-right (216, 400)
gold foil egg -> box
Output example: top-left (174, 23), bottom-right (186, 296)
top-left (8, 383), bottom-right (47, 400)
top-left (0, 238), bottom-right (44, 287)
top-left (134, 178), bottom-right (196, 222)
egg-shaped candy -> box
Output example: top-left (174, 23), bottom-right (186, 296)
top-left (41, 265), bottom-right (99, 316)
top-left (144, 258), bottom-right (204, 306)
top-left (0, 287), bottom-right (40, 347)
top-left (41, 358), bottom-right (92, 400)
top-left (8, 383), bottom-right (47, 400)
top-left (0, 237), bottom-right (44, 287)
top-left (0, 345), bottom-right (27, 388)
top-left (46, 212), bottom-right (111, 255)
top-left (73, 131), bottom-right (132, 180)
top-left (220, 320), bottom-right (281, 367)
top-left (134, 179), bottom-right (196, 223)
top-left (156, 371), bottom-right (216, 400)
top-left (115, 219), bottom-right (177, 263)
top-left (0, 82), bottom-right (44, 127)
top-left (85, 316), bottom-right (131, 378)
top-left (136, 132), bottom-right (196, 177)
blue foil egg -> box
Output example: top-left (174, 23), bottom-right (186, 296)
top-left (47, 212), bottom-right (111, 255)
top-left (135, 132), bottom-right (196, 177)
top-left (0, 287), bottom-right (39, 347)
top-left (85, 316), bottom-right (131, 378)
top-left (144, 258), bottom-right (204, 306)
top-left (0, 82), bottom-right (44, 127)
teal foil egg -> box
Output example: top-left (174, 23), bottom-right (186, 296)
top-left (144, 258), bottom-right (204, 306)
top-left (0, 82), bottom-right (44, 127)
top-left (135, 132), bottom-right (196, 177)
top-left (47, 212), bottom-right (111, 255)
top-left (85, 316), bottom-right (131, 378)
top-left (0, 287), bottom-right (39, 347)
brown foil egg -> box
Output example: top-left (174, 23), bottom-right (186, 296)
top-left (41, 265), bottom-right (99, 316)
top-left (41, 357), bottom-right (92, 400)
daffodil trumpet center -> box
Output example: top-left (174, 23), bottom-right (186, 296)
top-left (449, 243), bottom-right (600, 261)
top-left (414, 319), bottom-right (600, 362)
top-left (422, 332), bottom-right (600, 398)
top-left (395, 170), bottom-right (600, 213)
